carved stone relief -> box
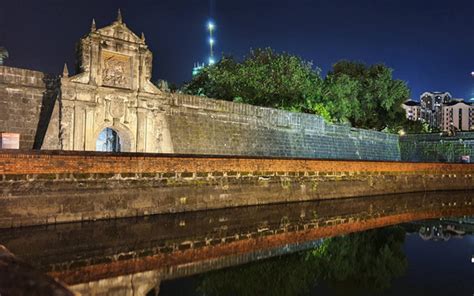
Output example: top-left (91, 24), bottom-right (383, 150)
top-left (101, 51), bottom-right (131, 89)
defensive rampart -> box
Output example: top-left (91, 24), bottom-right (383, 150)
top-left (163, 93), bottom-right (400, 160)
top-left (1, 150), bottom-right (474, 228)
top-left (0, 65), bottom-right (400, 160)
top-left (0, 66), bottom-right (59, 149)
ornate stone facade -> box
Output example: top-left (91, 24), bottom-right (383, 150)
top-left (47, 11), bottom-right (173, 153)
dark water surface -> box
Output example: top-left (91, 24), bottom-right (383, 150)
top-left (160, 219), bottom-right (474, 296)
top-left (1, 190), bottom-right (473, 295)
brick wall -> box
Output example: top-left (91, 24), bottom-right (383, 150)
top-left (0, 66), bottom-right (58, 149)
top-left (0, 149), bottom-right (469, 175)
top-left (1, 150), bottom-right (474, 228)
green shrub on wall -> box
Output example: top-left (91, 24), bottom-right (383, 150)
top-left (400, 134), bottom-right (473, 162)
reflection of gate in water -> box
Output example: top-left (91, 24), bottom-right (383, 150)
top-left (96, 128), bottom-right (121, 152)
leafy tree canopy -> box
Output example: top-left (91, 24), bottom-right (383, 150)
top-left (323, 61), bottom-right (410, 131)
top-left (183, 48), bottom-right (324, 111)
top-left (183, 50), bottom-right (411, 131)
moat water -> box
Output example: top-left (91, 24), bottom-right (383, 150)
top-left (1, 190), bottom-right (473, 295)
top-left (160, 219), bottom-right (474, 296)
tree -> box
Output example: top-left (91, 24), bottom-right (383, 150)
top-left (324, 61), bottom-right (410, 131)
top-left (184, 56), bottom-right (240, 100)
top-left (320, 73), bottom-right (361, 124)
top-left (183, 48), bottom-right (324, 113)
top-left (184, 52), bottom-right (411, 131)
top-left (400, 120), bottom-right (432, 134)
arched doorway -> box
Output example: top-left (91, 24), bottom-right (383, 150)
top-left (96, 128), bottom-right (121, 152)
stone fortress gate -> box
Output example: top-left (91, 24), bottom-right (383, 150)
top-left (43, 11), bottom-right (174, 153)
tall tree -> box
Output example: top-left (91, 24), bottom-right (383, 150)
top-left (324, 61), bottom-right (410, 131)
top-left (184, 52), bottom-right (410, 131)
top-left (183, 48), bottom-right (324, 112)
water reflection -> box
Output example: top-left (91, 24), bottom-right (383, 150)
top-left (0, 190), bottom-right (473, 295)
top-left (161, 218), bottom-right (474, 296)
top-left (195, 226), bottom-right (406, 296)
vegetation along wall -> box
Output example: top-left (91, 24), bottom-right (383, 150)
top-left (400, 132), bottom-right (474, 162)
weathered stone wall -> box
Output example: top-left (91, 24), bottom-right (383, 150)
top-left (1, 150), bottom-right (474, 228)
top-left (165, 94), bottom-right (400, 160)
top-left (400, 132), bottom-right (474, 162)
top-left (0, 66), bottom-right (59, 149)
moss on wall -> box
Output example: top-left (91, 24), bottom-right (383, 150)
top-left (400, 132), bottom-right (474, 162)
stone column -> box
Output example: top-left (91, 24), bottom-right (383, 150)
top-left (60, 103), bottom-right (75, 151)
top-left (73, 105), bottom-right (86, 150)
top-left (154, 112), bottom-right (174, 153)
top-left (84, 107), bottom-right (96, 151)
top-left (136, 108), bottom-right (148, 152)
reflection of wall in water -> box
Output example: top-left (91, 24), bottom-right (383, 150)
top-left (2, 190), bottom-right (473, 292)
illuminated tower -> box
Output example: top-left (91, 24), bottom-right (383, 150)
top-left (207, 20), bottom-right (215, 65)
top-left (192, 20), bottom-right (217, 76)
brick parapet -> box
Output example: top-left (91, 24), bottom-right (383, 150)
top-left (0, 150), bottom-right (473, 175)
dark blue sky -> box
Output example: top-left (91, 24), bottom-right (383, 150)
top-left (2, 0), bottom-right (474, 99)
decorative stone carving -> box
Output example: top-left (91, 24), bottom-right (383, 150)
top-left (56, 12), bottom-right (170, 153)
top-left (110, 97), bottom-right (126, 119)
top-left (101, 51), bottom-right (131, 88)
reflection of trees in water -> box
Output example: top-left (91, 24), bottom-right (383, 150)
top-left (312, 226), bottom-right (407, 294)
top-left (197, 251), bottom-right (313, 296)
top-left (197, 227), bottom-right (407, 296)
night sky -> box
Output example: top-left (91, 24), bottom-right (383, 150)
top-left (2, 0), bottom-right (474, 100)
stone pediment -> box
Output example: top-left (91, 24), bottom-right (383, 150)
top-left (95, 22), bottom-right (144, 45)
top-left (65, 10), bottom-right (160, 94)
